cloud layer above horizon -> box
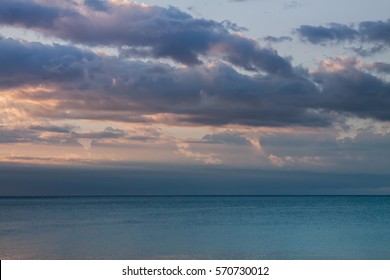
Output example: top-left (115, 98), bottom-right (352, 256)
top-left (1, 0), bottom-right (390, 191)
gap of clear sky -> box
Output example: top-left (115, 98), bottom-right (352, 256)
top-left (0, 0), bottom-right (389, 195)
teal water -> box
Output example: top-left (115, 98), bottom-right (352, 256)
top-left (0, 196), bottom-right (389, 259)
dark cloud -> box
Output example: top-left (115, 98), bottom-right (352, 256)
top-left (0, 37), bottom-right (308, 126)
top-left (0, 123), bottom-right (143, 146)
top-left (0, 0), bottom-right (293, 75)
top-left (313, 66), bottom-right (390, 121)
top-left (359, 19), bottom-right (390, 44)
top-left (0, 124), bottom-right (76, 144)
top-left (0, 0), bottom-right (75, 28)
top-left (95, 61), bottom-right (323, 127)
top-left (0, 37), bottom-right (96, 88)
top-left (0, 128), bottom-right (38, 143)
top-left (297, 23), bottom-right (358, 44)
top-left (297, 19), bottom-right (390, 46)
top-left (0, 1), bottom-right (388, 192)
top-left (2, 37), bottom-right (390, 127)
top-left (28, 124), bottom-right (75, 133)
top-left (1, 3), bottom-right (389, 128)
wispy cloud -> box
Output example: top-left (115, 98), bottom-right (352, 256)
top-left (262, 36), bottom-right (293, 43)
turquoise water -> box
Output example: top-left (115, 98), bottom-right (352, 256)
top-left (0, 196), bottom-right (389, 259)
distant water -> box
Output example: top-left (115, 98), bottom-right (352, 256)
top-left (0, 196), bottom-right (389, 259)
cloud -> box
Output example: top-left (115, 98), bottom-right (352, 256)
top-left (0, 0), bottom-right (388, 184)
top-left (175, 141), bottom-right (221, 164)
top-left (84, 0), bottom-right (109, 11)
top-left (0, 127), bottom-right (39, 143)
top-left (0, 36), bottom-right (96, 88)
top-left (0, 0), bottom-right (75, 29)
top-left (202, 131), bottom-right (252, 145)
top-left (263, 36), bottom-right (293, 43)
top-left (312, 58), bottom-right (390, 121)
top-left (1, 3), bottom-right (389, 131)
top-left (258, 121), bottom-right (390, 173)
top-left (0, 153), bottom-right (91, 165)
top-left (268, 154), bottom-right (286, 167)
top-left (220, 20), bottom-right (248, 32)
top-left (0, 0), bottom-right (293, 75)
top-left (297, 19), bottom-right (390, 46)
top-left (359, 19), bottom-right (390, 44)
top-left (268, 153), bottom-right (325, 168)
top-left (365, 62), bottom-right (390, 74)
top-left (297, 23), bottom-right (358, 44)
top-left (71, 127), bottom-right (128, 140)
top-left (0, 119), bottom-right (156, 147)
top-left (350, 45), bottom-right (386, 57)
top-left (28, 124), bottom-right (75, 133)
top-left (0, 37), bottom-right (318, 127)
top-left (2, 37), bottom-right (390, 129)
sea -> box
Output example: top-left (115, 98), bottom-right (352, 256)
top-left (0, 196), bottom-right (389, 259)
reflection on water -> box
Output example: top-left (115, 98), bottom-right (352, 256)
top-left (0, 196), bottom-right (389, 259)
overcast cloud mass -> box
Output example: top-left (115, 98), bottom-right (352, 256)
top-left (0, 0), bottom-right (389, 195)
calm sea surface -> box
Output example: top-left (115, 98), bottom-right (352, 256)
top-left (0, 196), bottom-right (389, 259)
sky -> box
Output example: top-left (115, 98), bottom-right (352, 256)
top-left (0, 0), bottom-right (390, 195)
